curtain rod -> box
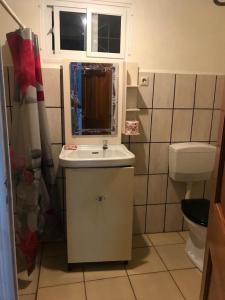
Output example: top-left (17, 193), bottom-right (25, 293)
top-left (0, 0), bottom-right (25, 29)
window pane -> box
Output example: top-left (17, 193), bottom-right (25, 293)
top-left (92, 14), bottom-right (121, 54)
top-left (60, 11), bottom-right (86, 51)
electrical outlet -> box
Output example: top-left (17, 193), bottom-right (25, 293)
top-left (140, 76), bottom-right (149, 86)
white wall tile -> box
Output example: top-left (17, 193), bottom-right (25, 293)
top-left (214, 75), bottom-right (225, 109)
top-left (191, 109), bottom-right (213, 141)
top-left (146, 205), bottom-right (165, 233)
top-left (191, 182), bottom-right (205, 198)
top-left (130, 109), bottom-right (152, 142)
top-left (46, 108), bottom-right (62, 143)
top-left (195, 75), bottom-right (216, 108)
top-left (138, 72), bottom-right (154, 108)
top-left (133, 206), bottom-right (146, 234)
top-left (134, 175), bottom-right (148, 205)
top-left (148, 174), bottom-right (167, 204)
top-left (130, 143), bottom-right (150, 174)
top-left (153, 74), bottom-right (175, 108)
top-left (174, 74), bottom-right (195, 108)
top-left (42, 68), bottom-right (61, 107)
top-left (149, 143), bottom-right (169, 174)
top-left (166, 178), bottom-right (186, 203)
top-left (151, 109), bottom-right (173, 142)
top-left (165, 204), bottom-right (183, 232)
top-left (171, 110), bottom-right (192, 142)
top-left (210, 110), bottom-right (221, 142)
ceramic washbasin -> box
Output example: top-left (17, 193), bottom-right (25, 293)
top-left (59, 144), bottom-right (135, 168)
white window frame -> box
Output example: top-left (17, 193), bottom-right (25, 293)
top-left (53, 6), bottom-right (87, 58)
top-left (86, 6), bottom-right (127, 59)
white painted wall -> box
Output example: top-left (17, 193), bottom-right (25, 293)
top-left (0, 0), bottom-right (225, 72)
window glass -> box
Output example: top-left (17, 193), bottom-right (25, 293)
top-left (91, 14), bottom-right (121, 53)
top-left (60, 11), bottom-right (86, 51)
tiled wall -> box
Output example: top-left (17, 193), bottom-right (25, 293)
top-left (3, 66), bottom-right (66, 233)
top-left (123, 72), bottom-right (224, 234)
top-left (4, 66), bottom-right (224, 236)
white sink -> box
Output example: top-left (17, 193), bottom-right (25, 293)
top-left (59, 144), bottom-right (135, 168)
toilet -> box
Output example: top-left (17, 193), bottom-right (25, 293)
top-left (169, 142), bottom-right (216, 271)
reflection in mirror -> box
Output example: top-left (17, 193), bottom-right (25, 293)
top-left (70, 63), bottom-right (118, 135)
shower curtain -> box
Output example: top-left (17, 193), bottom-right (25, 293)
top-left (7, 29), bottom-right (55, 274)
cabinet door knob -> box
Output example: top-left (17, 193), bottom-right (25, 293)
top-left (96, 196), bottom-right (105, 202)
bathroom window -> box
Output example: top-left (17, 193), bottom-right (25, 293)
top-left (45, 3), bottom-right (127, 59)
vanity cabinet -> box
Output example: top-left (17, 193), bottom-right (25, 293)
top-left (65, 167), bottom-right (134, 264)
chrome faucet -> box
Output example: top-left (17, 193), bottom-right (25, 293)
top-left (103, 140), bottom-right (108, 150)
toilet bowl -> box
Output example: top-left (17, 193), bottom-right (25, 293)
top-left (181, 199), bottom-right (210, 271)
top-left (168, 143), bottom-right (216, 271)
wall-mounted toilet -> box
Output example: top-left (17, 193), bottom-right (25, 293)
top-left (169, 142), bottom-right (216, 271)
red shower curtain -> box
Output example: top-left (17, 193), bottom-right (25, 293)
top-left (7, 29), bottom-right (55, 274)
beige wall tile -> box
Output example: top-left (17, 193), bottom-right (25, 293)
top-left (138, 72), bottom-right (154, 108)
top-left (171, 109), bottom-right (192, 142)
top-left (46, 108), bottom-right (62, 143)
top-left (146, 205), bottom-right (165, 233)
top-left (195, 75), bottom-right (216, 108)
top-left (127, 247), bottom-right (166, 275)
top-left (165, 204), bottom-right (183, 232)
top-left (148, 174), bottom-right (167, 204)
top-left (130, 143), bottom-right (150, 174)
top-left (130, 272), bottom-right (184, 300)
top-left (51, 144), bottom-right (63, 177)
top-left (170, 268), bottom-right (202, 300)
top-left (42, 68), bottom-right (61, 107)
top-left (151, 109), bottom-right (173, 142)
top-left (149, 143), bottom-right (169, 174)
top-left (122, 134), bottom-right (129, 143)
top-left (155, 244), bottom-right (194, 270)
top-left (130, 109), bottom-right (152, 142)
top-left (86, 277), bottom-right (135, 300)
top-left (214, 75), bottom-right (225, 109)
top-left (210, 110), bottom-right (221, 141)
top-left (37, 283), bottom-right (85, 300)
top-left (153, 74), bottom-right (175, 108)
top-left (191, 109), bottom-right (213, 141)
top-left (166, 178), bottom-right (186, 203)
top-left (133, 205), bottom-right (146, 234)
top-left (134, 175), bottom-right (148, 205)
top-left (174, 74), bottom-right (195, 108)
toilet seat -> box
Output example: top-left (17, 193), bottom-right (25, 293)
top-left (181, 199), bottom-right (210, 227)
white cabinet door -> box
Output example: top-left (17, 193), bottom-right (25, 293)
top-left (66, 167), bottom-right (134, 263)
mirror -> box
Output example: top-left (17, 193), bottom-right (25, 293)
top-left (70, 62), bottom-right (118, 135)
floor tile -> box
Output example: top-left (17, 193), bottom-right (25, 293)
top-left (179, 231), bottom-right (190, 242)
top-left (37, 282), bottom-right (85, 300)
top-left (18, 257), bottom-right (40, 295)
top-left (85, 276), bottom-right (135, 300)
top-left (84, 262), bottom-right (126, 281)
top-left (19, 295), bottom-right (36, 300)
top-left (155, 244), bottom-right (194, 270)
top-left (130, 272), bottom-right (184, 300)
top-left (132, 234), bottom-right (152, 248)
top-left (39, 256), bottom-right (83, 287)
top-left (170, 268), bottom-right (202, 300)
top-left (148, 232), bottom-right (184, 246)
top-left (42, 242), bottom-right (67, 258)
top-left (126, 247), bottom-right (166, 275)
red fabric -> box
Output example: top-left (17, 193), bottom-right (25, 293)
top-left (35, 54), bottom-right (44, 101)
top-left (7, 32), bottom-right (36, 96)
top-left (18, 230), bottom-right (38, 275)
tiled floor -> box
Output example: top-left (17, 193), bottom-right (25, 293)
top-left (19, 231), bottom-right (202, 300)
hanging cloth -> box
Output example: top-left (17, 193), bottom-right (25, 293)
top-left (7, 28), bottom-right (55, 274)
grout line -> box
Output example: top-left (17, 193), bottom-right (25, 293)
top-left (190, 74), bottom-right (198, 141)
top-left (82, 266), bottom-right (88, 300)
top-left (209, 76), bottom-right (218, 143)
top-left (38, 280), bottom-right (85, 290)
top-left (125, 267), bottom-right (138, 300)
